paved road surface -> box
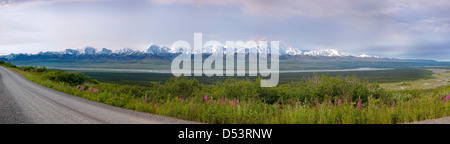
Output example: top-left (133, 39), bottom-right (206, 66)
top-left (0, 66), bottom-right (197, 124)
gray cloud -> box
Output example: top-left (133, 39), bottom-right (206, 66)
top-left (1, 0), bottom-right (449, 60)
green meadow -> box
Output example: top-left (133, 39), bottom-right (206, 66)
top-left (69, 67), bottom-right (431, 86)
top-left (2, 60), bottom-right (449, 124)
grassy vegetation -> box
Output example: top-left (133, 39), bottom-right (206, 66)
top-left (13, 65), bottom-right (98, 86)
top-left (12, 60), bottom-right (173, 70)
top-left (381, 68), bottom-right (450, 90)
top-left (12, 60), bottom-right (450, 70)
top-left (1, 60), bottom-right (449, 124)
top-left (70, 67), bottom-right (432, 86)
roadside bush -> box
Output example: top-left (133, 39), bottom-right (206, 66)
top-left (0, 60), bottom-right (16, 68)
top-left (44, 70), bottom-right (90, 85)
top-left (118, 85), bottom-right (146, 98)
top-left (273, 75), bottom-right (387, 104)
top-left (152, 76), bottom-right (202, 99)
top-left (209, 78), bottom-right (262, 100)
top-left (144, 74), bottom-right (388, 105)
top-left (18, 66), bottom-right (36, 72)
top-left (18, 66), bottom-right (47, 73)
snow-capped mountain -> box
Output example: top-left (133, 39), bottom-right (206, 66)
top-left (147, 44), bottom-right (173, 54)
top-left (115, 48), bottom-right (137, 55)
top-left (84, 47), bottom-right (96, 55)
top-left (99, 48), bottom-right (113, 55)
top-left (64, 49), bottom-right (82, 55)
top-left (358, 54), bottom-right (379, 58)
top-left (282, 47), bottom-right (302, 55)
top-left (0, 44), bottom-right (385, 61)
top-left (301, 49), bottom-right (351, 57)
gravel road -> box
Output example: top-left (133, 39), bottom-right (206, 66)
top-left (0, 66), bottom-right (198, 124)
top-left (407, 117), bottom-right (450, 124)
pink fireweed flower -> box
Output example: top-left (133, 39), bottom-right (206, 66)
top-left (329, 100), bottom-right (332, 104)
top-left (247, 104), bottom-right (250, 107)
top-left (338, 99), bottom-right (342, 105)
top-left (204, 94), bottom-right (208, 102)
top-left (392, 101), bottom-right (396, 107)
top-left (145, 96), bottom-right (148, 102)
top-left (232, 101), bottom-right (236, 107)
top-left (93, 88), bottom-right (98, 93)
top-left (356, 98), bottom-right (361, 109)
top-left (237, 99), bottom-right (239, 104)
top-left (218, 99), bottom-right (221, 103)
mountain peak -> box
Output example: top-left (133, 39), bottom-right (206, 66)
top-left (84, 47), bottom-right (96, 55)
top-left (116, 47), bottom-right (135, 54)
top-left (0, 44), bottom-right (392, 61)
top-left (147, 44), bottom-right (172, 55)
top-left (100, 48), bottom-right (112, 55)
top-left (358, 54), bottom-right (379, 58)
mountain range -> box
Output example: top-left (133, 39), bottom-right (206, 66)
top-left (0, 44), bottom-right (435, 62)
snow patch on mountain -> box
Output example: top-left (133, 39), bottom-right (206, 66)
top-left (0, 44), bottom-right (386, 60)
top-left (358, 54), bottom-right (379, 58)
top-left (147, 44), bottom-right (173, 55)
top-left (115, 47), bottom-right (136, 55)
top-left (301, 49), bottom-right (350, 57)
top-left (100, 48), bottom-right (112, 55)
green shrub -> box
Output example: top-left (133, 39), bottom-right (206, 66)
top-left (153, 76), bottom-right (202, 99)
top-left (36, 66), bottom-right (47, 73)
top-left (266, 75), bottom-right (387, 104)
top-left (15, 66), bottom-right (47, 73)
top-left (44, 70), bottom-right (90, 85)
top-left (0, 60), bottom-right (16, 68)
top-left (143, 74), bottom-right (388, 105)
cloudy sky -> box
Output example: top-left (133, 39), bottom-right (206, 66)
top-left (0, 0), bottom-right (449, 60)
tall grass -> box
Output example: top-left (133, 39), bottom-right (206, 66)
top-left (2, 62), bottom-right (449, 124)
